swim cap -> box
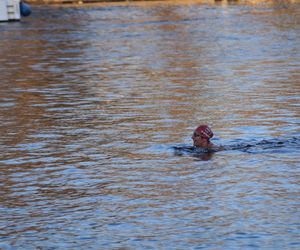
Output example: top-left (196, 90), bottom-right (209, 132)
top-left (195, 125), bottom-right (214, 139)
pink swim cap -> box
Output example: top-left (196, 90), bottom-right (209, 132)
top-left (195, 125), bottom-right (214, 139)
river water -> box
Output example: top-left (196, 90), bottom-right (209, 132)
top-left (0, 1), bottom-right (300, 249)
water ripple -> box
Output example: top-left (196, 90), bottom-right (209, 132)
top-left (0, 2), bottom-right (300, 249)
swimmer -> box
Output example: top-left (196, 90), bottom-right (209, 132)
top-left (192, 125), bottom-right (220, 150)
top-left (174, 125), bottom-right (226, 158)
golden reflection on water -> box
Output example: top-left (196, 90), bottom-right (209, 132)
top-left (0, 1), bottom-right (300, 248)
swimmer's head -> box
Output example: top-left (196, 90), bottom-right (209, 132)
top-left (193, 125), bottom-right (214, 140)
top-left (192, 125), bottom-right (217, 149)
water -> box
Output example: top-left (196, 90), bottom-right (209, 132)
top-left (0, 1), bottom-right (300, 249)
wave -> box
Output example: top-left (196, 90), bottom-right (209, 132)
top-left (173, 137), bottom-right (300, 157)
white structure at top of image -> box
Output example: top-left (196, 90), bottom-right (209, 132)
top-left (0, 0), bottom-right (21, 21)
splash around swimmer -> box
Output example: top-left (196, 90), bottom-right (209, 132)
top-left (172, 124), bottom-right (299, 158)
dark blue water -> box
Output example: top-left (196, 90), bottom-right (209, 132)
top-left (0, 1), bottom-right (300, 249)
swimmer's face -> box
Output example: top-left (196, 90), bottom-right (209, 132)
top-left (192, 131), bottom-right (209, 147)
